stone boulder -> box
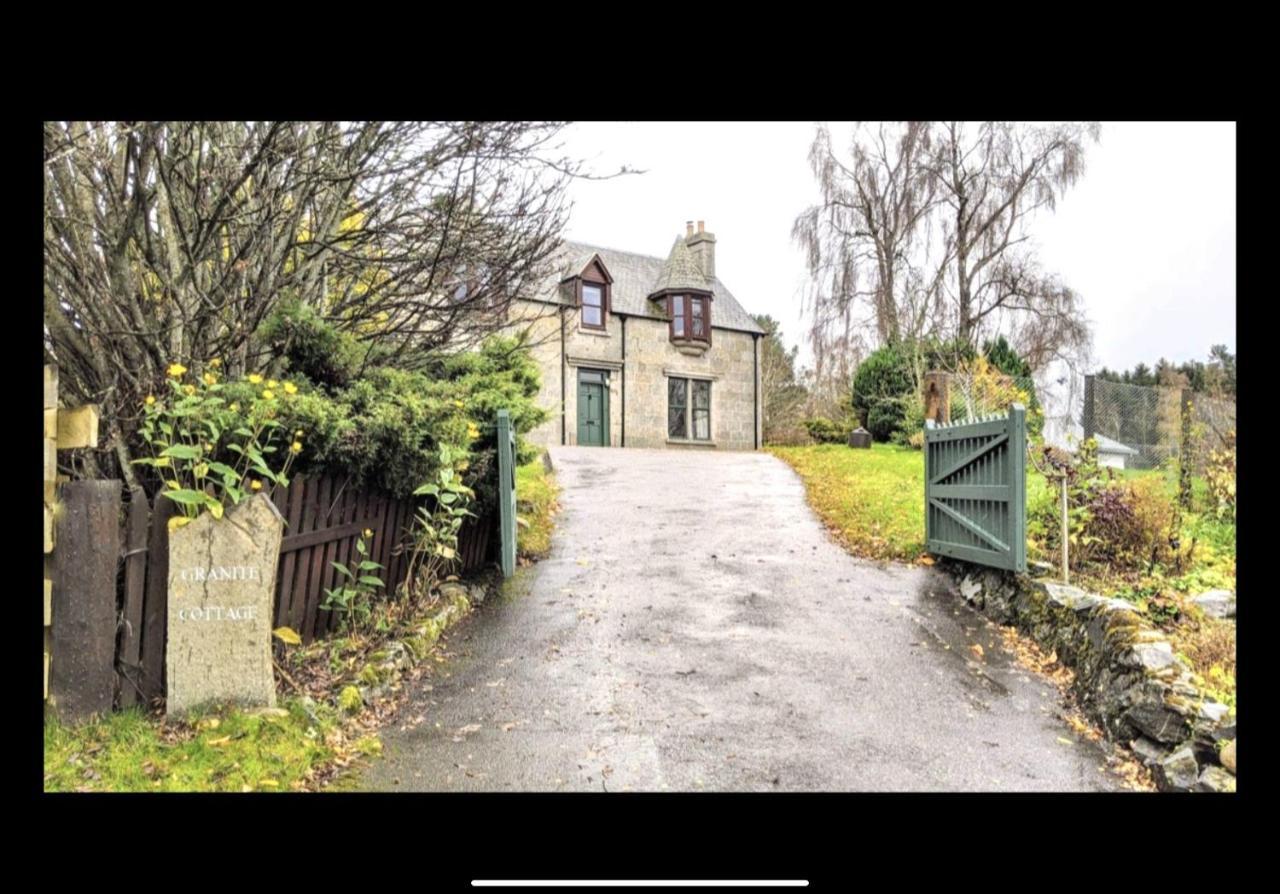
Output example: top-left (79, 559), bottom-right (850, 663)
top-left (1192, 590), bottom-right (1235, 620)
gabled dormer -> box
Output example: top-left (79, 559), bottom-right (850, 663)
top-left (648, 224), bottom-right (713, 355)
top-left (560, 252), bottom-right (614, 332)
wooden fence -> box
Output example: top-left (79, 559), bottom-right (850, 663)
top-left (66, 473), bottom-right (496, 712)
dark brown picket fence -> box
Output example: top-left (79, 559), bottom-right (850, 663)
top-left (104, 474), bottom-right (494, 710)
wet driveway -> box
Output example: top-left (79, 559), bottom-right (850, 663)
top-left (356, 446), bottom-right (1122, 791)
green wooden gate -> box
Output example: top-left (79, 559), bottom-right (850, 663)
top-left (924, 404), bottom-right (1027, 572)
top-left (496, 409), bottom-right (516, 578)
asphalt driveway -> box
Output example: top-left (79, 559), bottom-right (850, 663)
top-left (357, 446), bottom-right (1122, 791)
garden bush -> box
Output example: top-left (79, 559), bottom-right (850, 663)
top-left (256, 300), bottom-right (371, 392)
top-left (852, 344), bottom-right (913, 441)
top-left (802, 416), bottom-right (854, 444)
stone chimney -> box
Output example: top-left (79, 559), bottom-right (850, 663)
top-left (686, 220), bottom-right (716, 282)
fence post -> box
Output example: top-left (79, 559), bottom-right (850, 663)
top-left (497, 409), bottom-right (516, 578)
top-left (49, 480), bottom-right (121, 721)
top-left (1082, 374), bottom-right (1096, 442)
top-left (1010, 404), bottom-right (1027, 574)
top-left (1178, 388), bottom-right (1195, 508)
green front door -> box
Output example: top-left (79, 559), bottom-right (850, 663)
top-left (576, 370), bottom-right (609, 446)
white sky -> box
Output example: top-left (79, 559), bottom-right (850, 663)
top-left (555, 121), bottom-right (1236, 374)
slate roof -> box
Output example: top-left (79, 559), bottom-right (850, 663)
top-left (527, 238), bottom-right (766, 335)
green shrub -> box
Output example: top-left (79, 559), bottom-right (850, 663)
top-left (852, 344), bottom-right (914, 441)
top-left (803, 417), bottom-right (853, 444)
top-left (257, 300), bottom-right (369, 392)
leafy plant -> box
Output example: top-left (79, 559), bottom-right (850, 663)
top-left (321, 531), bottom-right (386, 632)
top-left (134, 363), bottom-right (303, 531)
top-left (399, 444), bottom-right (477, 604)
top-left (1204, 429), bottom-right (1236, 521)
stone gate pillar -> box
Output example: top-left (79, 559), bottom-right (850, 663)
top-left (923, 371), bottom-right (951, 424)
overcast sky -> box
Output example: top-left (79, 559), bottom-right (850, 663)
top-left (555, 121), bottom-right (1236, 374)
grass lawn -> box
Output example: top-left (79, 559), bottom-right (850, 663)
top-left (516, 458), bottom-right (560, 561)
top-left (767, 444), bottom-right (927, 562)
top-left (42, 698), bottom-right (366, 792)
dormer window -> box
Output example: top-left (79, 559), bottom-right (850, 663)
top-left (580, 281), bottom-right (606, 330)
top-left (667, 293), bottom-right (711, 344)
top-left (563, 254), bottom-right (613, 332)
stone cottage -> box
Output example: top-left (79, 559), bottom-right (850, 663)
top-left (509, 222), bottom-right (766, 450)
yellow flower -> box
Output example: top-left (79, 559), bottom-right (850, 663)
top-left (250, 479), bottom-right (263, 491)
top-left (155, 457), bottom-right (171, 468)
top-left (294, 429), bottom-right (304, 437)
top-left (183, 384), bottom-right (196, 395)
top-left (202, 373), bottom-right (218, 386)
top-left (261, 390), bottom-right (275, 400)
top-left (209, 358), bottom-right (222, 368)
top-left (166, 480), bottom-right (180, 490)
top-left (363, 528), bottom-right (373, 539)
top-left (247, 374), bottom-right (263, 385)
top-left (229, 403), bottom-right (240, 412)
top-left (167, 363), bottom-right (187, 377)
top-left (453, 399), bottom-right (464, 408)
top-left (458, 461), bottom-right (469, 472)
top-left (144, 395), bottom-right (156, 406)
top-left (267, 379), bottom-right (279, 388)
top-left (283, 382), bottom-right (298, 395)
top-left (290, 441), bottom-right (303, 454)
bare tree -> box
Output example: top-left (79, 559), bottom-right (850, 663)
top-left (753, 314), bottom-right (809, 443)
top-left (793, 122), bottom-right (939, 347)
top-left (44, 121), bottom-right (614, 482)
top-left (925, 121), bottom-right (1098, 360)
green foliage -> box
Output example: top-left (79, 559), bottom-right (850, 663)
top-left (982, 336), bottom-right (1042, 434)
top-left (42, 699), bottom-right (338, 792)
top-left (516, 459), bottom-right (559, 560)
top-left (852, 343), bottom-right (914, 441)
top-left (338, 686), bottom-right (364, 715)
top-left (401, 445), bottom-right (477, 602)
top-left (133, 365), bottom-right (303, 528)
top-left (1205, 429), bottom-right (1235, 521)
top-left (256, 299), bottom-right (371, 392)
top-left (227, 334), bottom-right (547, 508)
top-left (802, 416), bottom-right (854, 444)
top-left (321, 533), bottom-right (386, 633)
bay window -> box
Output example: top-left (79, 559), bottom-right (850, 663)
top-left (667, 293), bottom-right (711, 343)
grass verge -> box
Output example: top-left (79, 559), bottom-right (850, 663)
top-left (516, 458), bottom-right (560, 561)
top-left (44, 699), bottom-right (342, 792)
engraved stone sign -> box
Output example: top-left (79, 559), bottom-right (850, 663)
top-left (165, 493), bottom-right (284, 715)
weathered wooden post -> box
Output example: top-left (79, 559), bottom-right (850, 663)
top-left (923, 371), bottom-right (951, 425)
top-left (1083, 374), bottom-right (1096, 441)
top-left (43, 364), bottom-right (107, 717)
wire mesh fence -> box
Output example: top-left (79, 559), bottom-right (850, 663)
top-left (1083, 375), bottom-right (1235, 472)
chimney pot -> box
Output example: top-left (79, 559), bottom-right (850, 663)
top-left (697, 220), bottom-right (705, 233)
top-left (685, 221), bottom-right (694, 237)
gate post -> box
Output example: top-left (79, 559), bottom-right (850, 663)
top-left (1010, 403), bottom-right (1027, 574)
top-left (497, 409), bottom-right (516, 578)
top-left (923, 372), bottom-right (951, 425)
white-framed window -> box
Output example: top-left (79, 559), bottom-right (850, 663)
top-left (667, 376), bottom-right (711, 440)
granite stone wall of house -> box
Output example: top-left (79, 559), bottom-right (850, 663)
top-left (507, 299), bottom-right (761, 451)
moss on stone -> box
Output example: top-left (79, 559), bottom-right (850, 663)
top-left (338, 685), bottom-right (364, 714)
